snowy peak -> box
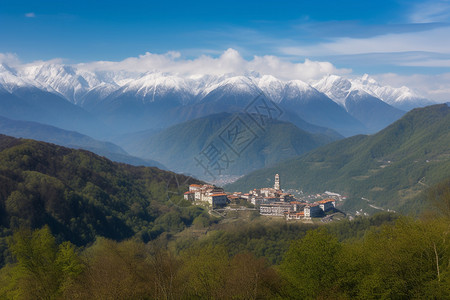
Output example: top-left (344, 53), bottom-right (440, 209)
top-left (0, 62), bottom-right (438, 111)
top-left (203, 75), bottom-right (261, 97)
top-left (0, 64), bottom-right (39, 92)
top-left (351, 74), bottom-right (433, 110)
top-left (20, 63), bottom-right (111, 104)
top-left (286, 79), bottom-right (315, 93)
top-left (0, 63), bottom-right (16, 75)
top-left (282, 79), bottom-right (321, 104)
top-left (256, 75), bottom-right (285, 103)
top-left (313, 75), bottom-right (355, 106)
top-left (117, 73), bottom-right (196, 105)
top-left (314, 74), bottom-right (436, 111)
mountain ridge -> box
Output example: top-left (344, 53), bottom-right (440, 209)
top-left (225, 104), bottom-right (450, 214)
top-left (116, 112), bottom-right (341, 180)
top-left (0, 116), bottom-right (165, 169)
top-left (0, 63), bottom-right (439, 136)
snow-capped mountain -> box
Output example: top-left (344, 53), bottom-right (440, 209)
top-left (116, 73), bottom-right (197, 104)
top-left (0, 62), bottom-right (435, 112)
top-left (0, 62), bottom-right (439, 136)
top-left (19, 63), bottom-right (111, 104)
top-left (255, 75), bottom-right (285, 103)
top-left (313, 75), bottom-right (353, 106)
top-left (0, 63), bottom-right (45, 93)
top-left (356, 75), bottom-right (437, 111)
top-left (314, 75), bottom-right (406, 132)
top-left (314, 74), bottom-right (436, 112)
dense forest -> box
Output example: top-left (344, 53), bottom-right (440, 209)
top-left (0, 134), bottom-right (449, 298)
top-left (0, 208), bottom-right (449, 298)
top-left (0, 134), bottom-right (206, 266)
top-left (0, 180), bottom-right (449, 298)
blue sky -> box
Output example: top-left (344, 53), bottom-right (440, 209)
top-left (0, 0), bottom-right (450, 99)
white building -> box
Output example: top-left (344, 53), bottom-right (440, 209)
top-left (187, 184), bottom-right (227, 207)
top-left (317, 199), bottom-right (335, 211)
top-left (274, 173), bottom-right (280, 190)
top-left (260, 202), bottom-right (293, 216)
top-left (183, 191), bottom-right (195, 201)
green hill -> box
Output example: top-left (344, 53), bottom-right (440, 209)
top-left (118, 112), bottom-right (340, 180)
top-left (226, 104), bottom-right (450, 214)
top-left (0, 134), bottom-right (204, 264)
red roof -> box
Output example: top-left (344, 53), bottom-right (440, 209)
top-left (317, 199), bottom-right (335, 204)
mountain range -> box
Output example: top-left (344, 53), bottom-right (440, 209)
top-left (0, 115), bottom-right (165, 169)
top-left (0, 63), bottom-right (439, 138)
top-left (226, 104), bottom-right (450, 214)
top-left (115, 112), bottom-right (340, 180)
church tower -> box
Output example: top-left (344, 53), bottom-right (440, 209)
top-left (274, 174), bottom-right (280, 190)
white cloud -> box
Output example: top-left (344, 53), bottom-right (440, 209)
top-left (25, 12), bottom-right (36, 18)
top-left (2, 50), bottom-right (448, 102)
top-left (279, 26), bottom-right (450, 67)
top-left (0, 53), bottom-right (21, 66)
top-left (409, 0), bottom-right (450, 23)
top-left (281, 26), bottom-right (450, 56)
top-left (80, 48), bottom-right (350, 82)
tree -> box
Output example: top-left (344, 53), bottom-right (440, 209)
top-left (280, 227), bottom-right (341, 299)
top-left (355, 218), bottom-right (450, 299)
top-left (69, 238), bottom-right (154, 299)
top-left (180, 245), bottom-right (230, 299)
top-left (1, 226), bottom-right (82, 299)
top-left (225, 252), bottom-right (280, 299)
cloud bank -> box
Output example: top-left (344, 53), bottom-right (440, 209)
top-left (1, 49), bottom-right (449, 101)
top-left (280, 26), bottom-right (450, 65)
top-left (409, 0), bottom-right (450, 23)
top-left (80, 48), bottom-right (351, 82)
top-left (0, 53), bottom-right (21, 66)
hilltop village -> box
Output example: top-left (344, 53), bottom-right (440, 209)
top-left (184, 174), bottom-right (344, 220)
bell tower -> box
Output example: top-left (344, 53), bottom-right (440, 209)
top-left (274, 174), bottom-right (280, 190)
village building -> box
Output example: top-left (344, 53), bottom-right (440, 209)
top-left (183, 191), bottom-right (195, 201)
top-left (186, 174), bottom-right (339, 219)
top-left (260, 202), bottom-right (293, 216)
top-left (304, 204), bottom-right (323, 219)
top-left (248, 174), bottom-right (296, 206)
top-left (317, 198), bottom-right (336, 211)
top-left (285, 211), bottom-right (305, 220)
top-left (291, 201), bottom-right (307, 212)
top-left (274, 173), bottom-right (280, 190)
top-left (185, 184), bottom-right (228, 207)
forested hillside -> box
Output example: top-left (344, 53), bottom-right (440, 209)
top-left (0, 134), bottom-right (449, 299)
top-left (0, 134), bottom-right (205, 265)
